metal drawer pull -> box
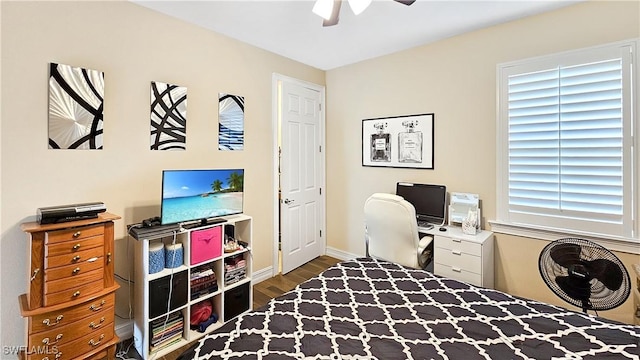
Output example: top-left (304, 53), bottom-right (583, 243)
top-left (89, 334), bottom-right (105, 347)
top-left (72, 291), bottom-right (81, 297)
top-left (452, 238), bottom-right (462, 243)
top-left (42, 333), bottom-right (63, 345)
top-left (452, 267), bottom-right (462, 273)
top-left (30, 268), bottom-right (40, 282)
top-left (73, 231), bottom-right (81, 238)
top-left (42, 315), bottom-right (63, 327)
top-left (72, 243), bottom-right (81, 251)
top-left (452, 250), bottom-right (461, 255)
top-left (43, 354), bottom-right (62, 360)
top-left (72, 267), bottom-right (81, 275)
top-left (72, 255), bottom-right (81, 262)
top-left (89, 317), bottom-right (105, 329)
top-left (89, 300), bottom-right (106, 311)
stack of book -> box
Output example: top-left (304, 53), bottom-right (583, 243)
top-left (190, 265), bottom-right (218, 300)
top-left (149, 311), bottom-right (183, 353)
top-left (224, 254), bottom-right (246, 285)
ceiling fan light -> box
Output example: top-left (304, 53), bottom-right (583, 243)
top-left (348, 0), bottom-right (372, 15)
top-left (312, 0), bottom-right (335, 20)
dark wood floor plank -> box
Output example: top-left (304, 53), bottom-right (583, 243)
top-left (160, 255), bottom-right (341, 360)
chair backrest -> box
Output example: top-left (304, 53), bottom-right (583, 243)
top-left (364, 193), bottom-right (420, 268)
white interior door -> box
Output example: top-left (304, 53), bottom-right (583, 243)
top-left (278, 77), bottom-right (325, 274)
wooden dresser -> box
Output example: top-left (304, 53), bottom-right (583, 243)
top-left (18, 213), bottom-right (120, 360)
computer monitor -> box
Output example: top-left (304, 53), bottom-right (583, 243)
top-left (396, 182), bottom-right (447, 227)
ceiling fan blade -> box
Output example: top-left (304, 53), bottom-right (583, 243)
top-left (549, 242), bottom-right (582, 268)
top-left (556, 275), bottom-right (591, 301)
top-left (584, 258), bottom-right (623, 291)
top-left (323, 0), bottom-right (342, 27)
top-left (394, 0), bottom-right (416, 5)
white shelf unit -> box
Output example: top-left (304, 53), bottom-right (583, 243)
top-left (132, 214), bottom-right (253, 359)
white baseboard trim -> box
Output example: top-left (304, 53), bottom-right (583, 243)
top-left (115, 317), bottom-right (133, 341)
top-left (325, 246), bottom-right (360, 261)
top-left (252, 265), bottom-right (274, 284)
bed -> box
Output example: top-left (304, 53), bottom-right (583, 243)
top-left (178, 257), bottom-right (640, 359)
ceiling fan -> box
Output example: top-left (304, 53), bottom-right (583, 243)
top-left (313, 0), bottom-right (416, 27)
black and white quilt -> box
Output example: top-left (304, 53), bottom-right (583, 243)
top-left (178, 257), bottom-right (640, 360)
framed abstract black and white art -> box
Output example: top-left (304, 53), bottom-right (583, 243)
top-left (218, 93), bottom-right (244, 151)
top-left (362, 113), bottom-right (434, 169)
top-left (48, 63), bottom-right (105, 150)
top-left (150, 81), bottom-right (187, 151)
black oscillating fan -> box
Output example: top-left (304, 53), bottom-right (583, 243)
top-left (539, 238), bottom-right (631, 313)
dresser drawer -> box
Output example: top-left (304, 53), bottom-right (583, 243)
top-left (434, 247), bottom-right (481, 273)
top-left (28, 308), bottom-right (114, 349)
top-left (46, 246), bottom-right (104, 268)
top-left (45, 257), bottom-right (103, 282)
top-left (46, 236), bottom-right (104, 258)
top-left (44, 275), bottom-right (104, 306)
top-left (46, 224), bottom-right (104, 245)
top-left (434, 263), bottom-right (482, 287)
top-left (29, 293), bottom-right (115, 333)
top-left (435, 235), bottom-right (481, 256)
top-left (27, 323), bottom-right (114, 360)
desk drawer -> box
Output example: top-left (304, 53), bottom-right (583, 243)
top-left (29, 293), bottom-right (115, 333)
top-left (46, 224), bottom-right (104, 245)
top-left (435, 235), bottom-right (481, 256)
top-left (434, 263), bottom-right (482, 287)
top-left (434, 247), bottom-right (481, 273)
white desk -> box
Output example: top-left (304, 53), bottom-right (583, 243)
top-left (418, 226), bottom-right (494, 289)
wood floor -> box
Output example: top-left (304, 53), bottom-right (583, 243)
top-left (125, 255), bottom-right (341, 360)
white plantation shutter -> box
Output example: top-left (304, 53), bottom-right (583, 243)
top-left (498, 41), bottom-right (636, 239)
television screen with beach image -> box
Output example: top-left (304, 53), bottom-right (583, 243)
top-left (161, 169), bottom-right (244, 225)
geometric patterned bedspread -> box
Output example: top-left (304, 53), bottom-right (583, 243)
top-left (178, 257), bottom-right (640, 360)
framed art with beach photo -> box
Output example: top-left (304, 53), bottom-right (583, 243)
top-left (362, 113), bottom-right (434, 169)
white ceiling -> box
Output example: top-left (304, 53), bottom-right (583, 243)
top-left (132, 0), bottom-right (581, 70)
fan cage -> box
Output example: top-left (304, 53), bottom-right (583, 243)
top-left (538, 237), bottom-right (631, 312)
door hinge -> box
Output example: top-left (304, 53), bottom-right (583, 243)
top-left (319, 145), bottom-right (322, 152)
top-left (319, 103), bottom-right (322, 111)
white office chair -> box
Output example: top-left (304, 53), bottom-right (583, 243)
top-left (364, 193), bottom-right (433, 269)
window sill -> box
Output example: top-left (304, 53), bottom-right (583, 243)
top-left (488, 220), bottom-right (640, 255)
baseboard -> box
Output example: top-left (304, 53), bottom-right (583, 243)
top-left (115, 316), bottom-right (134, 341)
top-left (325, 246), bottom-right (359, 261)
top-left (252, 265), bottom-right (274, 284)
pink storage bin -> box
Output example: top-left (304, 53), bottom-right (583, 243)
top-left (190, 226), bottom-right (222, 265)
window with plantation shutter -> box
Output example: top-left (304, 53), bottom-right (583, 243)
top-left (496, 40), bottom-right (637, 241)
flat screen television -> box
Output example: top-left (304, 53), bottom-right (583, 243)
top-left (161, 169), bottom-right (244, 225)
top-left (396, 182), bottom-right (447, 227)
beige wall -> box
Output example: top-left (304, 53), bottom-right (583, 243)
top-left (0, 0), bottom-right (324, 350)
top-left (325, 0), bottom-right (639, 323)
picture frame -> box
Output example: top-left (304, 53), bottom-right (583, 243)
top-left (362, 113), bottom-right (434, 169)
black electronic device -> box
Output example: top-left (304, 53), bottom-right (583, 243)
top-left (142, 216), bottom-right (161, 227)
top-left (396, 182), bottom-right (447, 227)
top-left (539, 238), bottom-right (631, 313)
top-left (37, 202), bottom-right (106, 224)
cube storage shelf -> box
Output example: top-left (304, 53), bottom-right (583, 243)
top-left (132, 214), bottom-right (252, 359)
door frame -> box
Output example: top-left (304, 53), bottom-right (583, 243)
top-left (271, 73), bottom-right (326, 277)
